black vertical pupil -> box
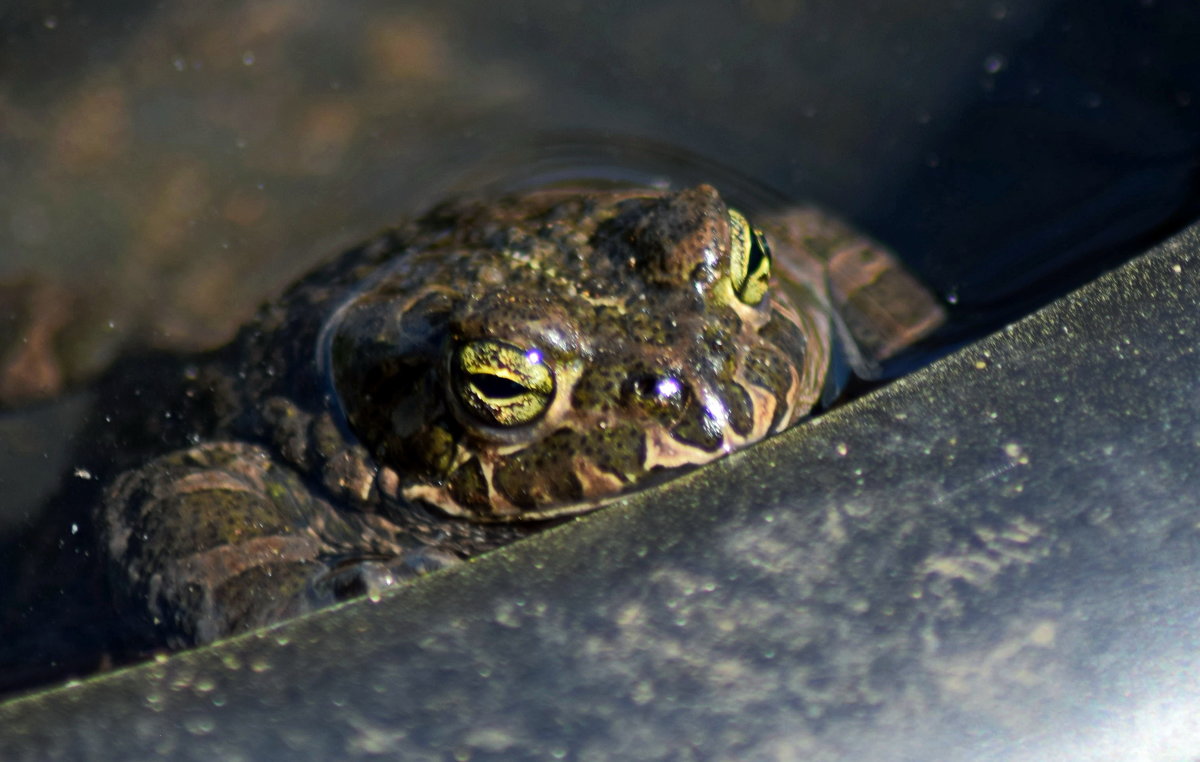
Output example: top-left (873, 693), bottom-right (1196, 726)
top-left (747, 231), bottom-right (770, 274)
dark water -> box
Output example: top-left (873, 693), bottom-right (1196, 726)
top-left (1, 0), bottom-right (1199, 697)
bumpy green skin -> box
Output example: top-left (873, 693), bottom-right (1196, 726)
top-left (88, 184), bottom-right (940, 648)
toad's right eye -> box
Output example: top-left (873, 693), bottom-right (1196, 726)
top-left (451, 340), bottom-right (555, 427)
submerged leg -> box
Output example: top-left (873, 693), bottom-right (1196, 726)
top-left (765, 208), bottom-right (946, 376)
top-left (102, 441), bottom-right (457, 647)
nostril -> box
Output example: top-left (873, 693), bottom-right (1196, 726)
top-left (624, 372), bottom-right (687, 407)
top-left (627, 375), bottom-right (657, 398)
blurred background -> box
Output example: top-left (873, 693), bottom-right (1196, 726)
top-left (2, 0), bottom-right (1198, 344)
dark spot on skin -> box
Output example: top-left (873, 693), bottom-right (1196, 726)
top-left (713, 379), bottom-right (754, 436)
top-left (447, 457), bottom-right (490, 512)
top-left (494, 430), bottom-right (585, 509)
top-left (670, 396), bottom-right (724, 452)
top-left (585, 425), bottom-right (644, 480)
top-left (701, 310), bottom-right (743, 361)
top-left (743, 346), bottom-right (794, 432)
top-left (413, 424), bottom-right (456, 476)
top-left (620, 300), bottom-right (697, 347)
top-left (572, 363), bottom-right (627, 415)
top-left (760, 309), bottom-right (808, 364)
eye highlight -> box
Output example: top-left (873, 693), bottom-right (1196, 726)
top-left (728, 208), bottom-right (772, 305)
top-left (452, 340), bottom-right (555, 427)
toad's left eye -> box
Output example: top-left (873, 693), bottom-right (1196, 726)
top-left (727, 209), bottom-right (772, 305)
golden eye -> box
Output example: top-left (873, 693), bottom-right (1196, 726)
top-left (728, 208), bottom-right (772, 305)
top-left (452, 340), bottom-right (555, 427)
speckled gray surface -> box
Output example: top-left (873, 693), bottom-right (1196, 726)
top-left (3, 222), bottom-right (1199, 760)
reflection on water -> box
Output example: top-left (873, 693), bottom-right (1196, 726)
top-left (1, 0), bottom-right (1199, 698)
